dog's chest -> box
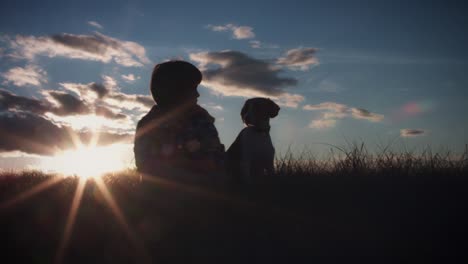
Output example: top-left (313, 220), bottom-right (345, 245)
top-left (241, 127), bottom-right (274, 157)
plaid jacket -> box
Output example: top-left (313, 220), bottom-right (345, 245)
top-left (134, 104), bottom-right (225, 175)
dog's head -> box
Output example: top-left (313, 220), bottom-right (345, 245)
top-left (241, 98), bottom-right (280, 126)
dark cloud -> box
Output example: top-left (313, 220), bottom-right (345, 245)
top-left (1, 89), bottom-right (128, 121)
top-left (51, 33), bottom-right (112, 54)
top-left (0, 112), bottom-right (132, 155)
top-left (191, 50), bottom-right (297, 95)
top-left (0, 89), bottom-right (51, 114)
top-left (135, 95), bottom-right (154, 108)
top-left (9, 32), bottom-right (150, 67)
top-left (0, 112), bottom-right (71, 155)
top-left (400, 129), bottom-right (426, 137)
top-left (1, 88), bottom-right (90, 116)
top-left (60, 77), bottom-right (153, 111)
top-left (89, 82), bottom-right (110, 98)
top-left (94, 105), bottom-right (127, 120)
top-left (47, 91), bottom-right (90, 116)
top-left (189, 51), bottom-right (304, 107)
top-left (105, 92), bottom-right (154, 110)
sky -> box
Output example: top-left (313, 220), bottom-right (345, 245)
top-left (1, 0), bottom-right (467, 171)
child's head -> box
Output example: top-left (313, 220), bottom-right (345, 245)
top-left (150, 60), bottom-right (202, 107)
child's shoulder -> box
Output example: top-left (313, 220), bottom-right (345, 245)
top-left (136, 105), bottom-right (160, 127)
top-left (190, 105), bottom-right (215, 123)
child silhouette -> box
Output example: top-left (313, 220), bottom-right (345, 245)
top-left (134, 61), bottom-right (225, 177)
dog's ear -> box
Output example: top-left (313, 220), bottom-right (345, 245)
top-left (267, 99), bottom-right (280, 118)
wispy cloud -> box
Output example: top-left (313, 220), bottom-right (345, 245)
top-left (303, 102), bottom-right (348, 112)
top-left (87, 21), bottom-right (103, 29)
top-left (350, 108), bottom-right (384, 122)
top-left (121, 73), bottom-right (140, 82)
top-left (309, 118), bottom-right (336, 129)
top-left (7, 32), bottom-right (150, 67)
top-left (400, 129), bottom-right (426, 137)
top-left (1, 64), bottom-right (47, 87)
top-left (249, 40), bottom-right (262, 48)
top-left (277, 47), bottom-right (319, 70)
top-left (189, 50), bottom-right (303, 108)
top-left (248, 40), bottom-right (279, 49)
top-left (207, 24), bottom-right (255, 39)
top-left (304, 101), bottom-right (384, 129)
top-left (201, 103), bottom-right (224, 111)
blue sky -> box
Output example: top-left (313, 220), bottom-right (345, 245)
top-left (1, 0), bottom-right (467, 170)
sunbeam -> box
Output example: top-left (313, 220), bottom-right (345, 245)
top-left (55, 177), bottom-right (87, 264)
top-left (0, 176), bottom-right (64, 210)
top-left (94, 177), bottom-right (150, 263)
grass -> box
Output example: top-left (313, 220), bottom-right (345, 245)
top-left (1, 144), bottom-right (467, 263)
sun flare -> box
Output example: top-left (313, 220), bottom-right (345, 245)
top-left (40, 144), bottom-right (132, 178)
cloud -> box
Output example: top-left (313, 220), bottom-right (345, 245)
top-left (59, 76), bottom-right (114, 101)
top-left (59, 76), bottom-right (153, 111)
top-left (231, 26), bottom-right (255, 39)
top-left (350, 107), bottom-right (384, 122)
top-left (94, 105), bottom-right (127, 120)
top-left (45, 90), bottom-right (91, 116)
top-left (1, 64), bottom-right (47, 87)
top-left (309, 119), bottom-right (336, 129)
top-left (0, 111), bottom-right (132, 155)
top-left (8, 32), bottom-right (150, 67)
top-left (121, 73), bottom-right (140, 82)
top-left (105, 92), bottom-right (154, 111)
top-left (90, 82), bottom-right (110, 98)
top-left (0, 88), bottom-right (51, 114)
top-left (303, 102), bottom-right (348, 112)
top-left (277, 47), bottom-right (319, 70)
top-left (400, 129), bottom-right (426, 137)
top-left (189, 50), bottom-right (303, 108)
top-left (207, 24), bottom-right (255, 39)
top-left (88, 21), bottom-right (103, 29)
top-left (1, 88), bottom-right (129, 121)
top-left (303, 101), bottom-right (384, 129)
top-left (249, 40), bottom-right (261, 48)
top-left (201, 103), bottom-right (224, 111)
top-left (248, 41), bottom-right (278, 49)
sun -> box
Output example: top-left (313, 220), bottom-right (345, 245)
top-left (41, 144), bottom-right (131, 178)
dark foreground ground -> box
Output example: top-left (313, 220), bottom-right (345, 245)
top-left (1, 158), bottom-right (468, 263)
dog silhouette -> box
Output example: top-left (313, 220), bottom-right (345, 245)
top-left (227, 98), bottom-right (280, 184)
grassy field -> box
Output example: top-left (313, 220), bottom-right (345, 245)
top-left (1, 145), bottom-right (468, 263)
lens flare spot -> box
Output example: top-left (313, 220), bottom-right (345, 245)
top-left (391, 100), bottom-right (435, 123)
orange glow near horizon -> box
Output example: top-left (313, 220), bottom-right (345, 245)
top-left (40, 143), bottom-right (133, 178)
